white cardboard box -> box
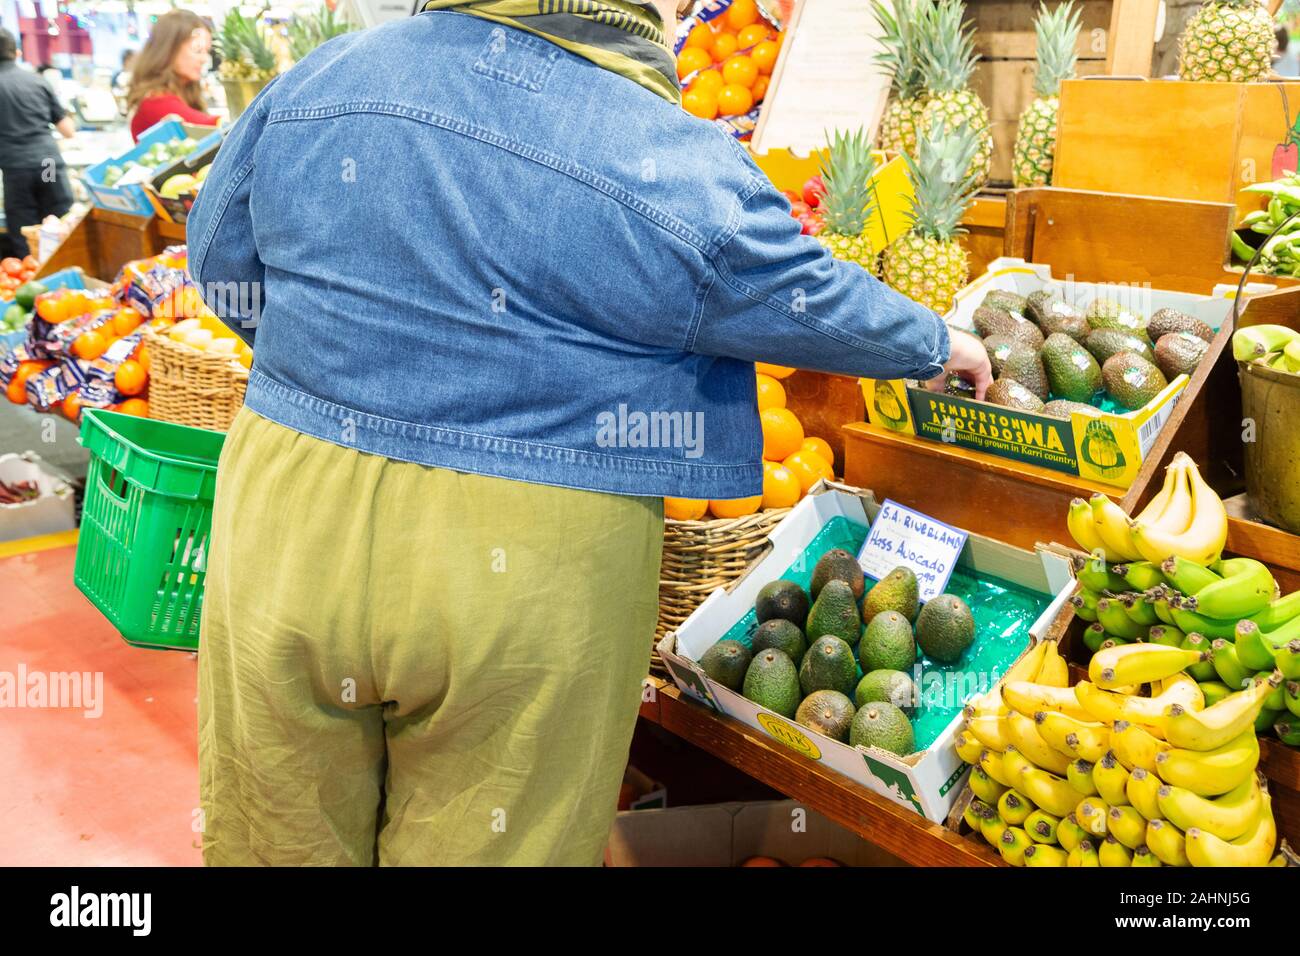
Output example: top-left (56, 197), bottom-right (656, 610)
top-left (657, 482), bottom-right (1074, 824)
top-left (0, 453), bottom-right (76, 543)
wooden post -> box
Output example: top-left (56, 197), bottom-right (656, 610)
top-left (1105, 0), bottom-right (1161, 76)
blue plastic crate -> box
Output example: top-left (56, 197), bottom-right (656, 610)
top-left (83, 119), bottom-right (217, 217)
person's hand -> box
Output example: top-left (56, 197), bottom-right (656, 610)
top-left (926, 328), bottom-right (992, 401)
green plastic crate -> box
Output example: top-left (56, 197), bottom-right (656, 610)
top-left (74, 409), bottom-right (225, 651)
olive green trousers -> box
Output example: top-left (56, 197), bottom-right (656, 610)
top-left (198, 409), bottom-right (663, 866)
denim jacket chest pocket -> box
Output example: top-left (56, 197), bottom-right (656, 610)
top-left (473, 26), bottom-right (560, 92)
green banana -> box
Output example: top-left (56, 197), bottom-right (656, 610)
top-left (1285, 680), bottom-right (1300, 718)
top-left (1083, 624), bottom-right (1112, 654)
top-left (1126, 767), bottom-right (1162, 820)
top-left (1023, 843), bottom-right (1068, 867)
top-left (1148, 625), bottom-right (1185, 647)
top-left (1068, 838), bottom-right (1100, 867)
top-left (997, 789), bottom-right (1033, 826)
top-left (1249, 590), bottom-right (1300, 632)
top-left (1151, 588), bottom-right (1177, 626)
top-left (1171, 606), bottom-right (1240, 641)
top-left (1096, 598), bottom-right (1147, 641)
top-left (1121, 561), bottom-right (1168, 591)
top-left (1067, 759), bottom-right (1099, 796)
top-left (1232, 324), bottom-right (1299, 362)
top-left (1162, 555), bottom-right (1223, 596)
top-left (1108, 805), bottom-right (1148, 849)
top-left (1236, 620), bottom-right (1286, 671)
top-left (1092, 751), bottom-right (1131, 806)
top-left (1264, 676), bottom-right (1286, 711)
top-left (1057, 813), bottom-right (1087, 852)
top-left (1119, 592), bottom-right (1160, 626)
top-left (1099, 835), bottom-right (1134, 866)
top-left (1211, 639), bottom-right (1253, 690)
top-left (1255, 705), bottom-right (1285, 735)
top-left (1186, 558), bottom-right (1276, 620)
top-left (1074, 556), bottom-right (1128, 593)
top-left (1131, 845), bottom-right (1163, 867)
top-left (1025, 809), bottom-right (1060, 844)
top-left (1199, 681), bottom-right (1234, 707)
top-left (1070, 590), bottom-right (1099, 623)
top-left (1182, 633), bottom-right (1219, 682)
top-left (1275, 639), bottom-right (1300, 680)
top-left (1275, 719), bottom-right (1300, 746)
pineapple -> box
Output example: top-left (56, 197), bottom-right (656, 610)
top-left (816, 128), bottom-right (880, 274)
top-left (882, 118), bottom-right (982, 312)
top-left (917, 0), bottom-right (993, 188)
top-left (1178, 0), bottom-right (1276, 82)
top-left (873, 0), bottom-right (929, 158)
top-left (1012, 2), bottom-right (1082, 188)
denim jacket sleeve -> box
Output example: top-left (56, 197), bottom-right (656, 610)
top-left (186, 80), bottom-right (279, 349)
top-left (690, 176), bottom-right (950, 381)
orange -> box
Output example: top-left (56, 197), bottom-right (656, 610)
top-left (62, 391), bottom-right (82, 423)
top-left (136, 344), bottom-right (152, 373)
top-left (725, 0), bottom-right (759, 31)
top-left (722, 54), bottom-right (758, 88)
top-left (664, 497), bottom-right (709, 521)
top-left (709, 495), bottom-right (762, 519)
top-left (690, 68), bottom-right (724, 96)
top-left (116, 397), bottom-right (149, 417)
top-left (783, 449), bottom-right (833, 492)
top-left (676, 45), bottom-right (711, 80)
top-left (801, 436), bottom-right (834, 464)
top-left (112, 307), bottom-right (143, 337)
top-left (684, 22), bottom-right (714, 49)
top-left (755, 362), bottom-right (795, 379)
top-left (761, 461), bottom-right (801, 509)
top-left (752, 39), bottom-right (780, 74)
top-left (63, 290), bottom-right (89, 319)
top-left (760, 406), bottom-right (804, 461)
top-left (114, 359), bottom-right (147, 396)
top-left (682, 88), bottom-right (718, 120)
top-left (14, 360), bottom-right (52, 386)
top-left (751, 74), bottom-right (769, 101)
top-left (717, 83), bottom-right (753, 117)
top-left (737, 23), bottom-right (769, 49)
top-left (755, 372), bottom-right (785, 411)
top-left (6, 377), bottom-right (27, 404)
top-left (73, 329), bottom-right (108, 361)
top-left (35, 291), bottom-right (65, 322)
top-left (710, 31), bottom-right (738, 62)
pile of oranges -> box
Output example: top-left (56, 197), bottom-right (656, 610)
top-left (665, 363), bottom-right (835, 521)
top-left (677, 0), bottom-right (784, 121)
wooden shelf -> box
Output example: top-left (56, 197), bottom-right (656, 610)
top-left (640, 677), bottom-right (1001, 867)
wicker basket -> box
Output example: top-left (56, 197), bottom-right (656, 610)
top-left (652, 507), bottom-right (790, 672)
top-left (143, 325), bottom-right (248, 432)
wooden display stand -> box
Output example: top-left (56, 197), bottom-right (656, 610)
top-left (36, 207), bottom-right (183, 283)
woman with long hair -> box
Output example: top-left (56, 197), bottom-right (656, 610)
top-left (126, 9), bottom-right (217, 141)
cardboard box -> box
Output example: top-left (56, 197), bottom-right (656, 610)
top-left (657, 482), bottom-right (1074, 824)
top-left (83, 119), bottom-right (220, 218)
top-left (861, 258), bottom-right (1237, 489)
top-left (605, 799), bottom-right (904, 867)
top-left (143, 127), bottom-right (226, 225)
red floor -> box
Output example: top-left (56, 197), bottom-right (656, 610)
top-left (0, 540), bottom-right (202, 865)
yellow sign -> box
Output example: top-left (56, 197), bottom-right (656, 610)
top-left (756, 712), bottom-right (823, 760)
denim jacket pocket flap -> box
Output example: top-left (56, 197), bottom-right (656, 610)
top-left (472, 26), bottom-right (560, 92)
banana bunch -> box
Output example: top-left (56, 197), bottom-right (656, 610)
top-left (957, 641), bottom-right (1287, 866)
top-left (1067, 452), bottom-right (1228, 570)
top-left (1233, 324), bottom-right (1300, 376)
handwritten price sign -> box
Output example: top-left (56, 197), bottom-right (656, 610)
top-left (857, 500), bottom-right (968, 604)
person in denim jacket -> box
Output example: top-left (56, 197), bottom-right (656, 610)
top-left (187, 0), bottom-right (991, 866)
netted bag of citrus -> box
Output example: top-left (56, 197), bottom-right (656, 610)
top-left (676, 0), bottom-right (784, 123)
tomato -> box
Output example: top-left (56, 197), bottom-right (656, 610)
top-left (802, 175), bottom-right (824, 208)
top-left (1, 258), bottom-right (22, 277)
top-left (21, 256), bottom-right (38, 273)
top-left (782, 189), bottom-right (802, 205)
top-left (789, 200), bottom-right (810, 218)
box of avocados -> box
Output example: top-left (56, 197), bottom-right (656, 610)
top-left (862, 258), bottom-right (1238, 489)
top-left (657, 481), bottom-right (1074, 824)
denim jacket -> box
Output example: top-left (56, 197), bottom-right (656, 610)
top-left (187, 11), bottom-right (949, 499)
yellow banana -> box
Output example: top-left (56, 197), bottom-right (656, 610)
top-left (1068, 498), bottom-right (1118, 562)
top-left (966, 713), bottom-right (1011, 752)
top-left (969, 765), bottom-right (1008, 804)
top-left (1025, 809), bottom-right (1060, 844)
top-left (1007, 712), bottom-right (1072, 775)
top-left (963, 686), bottom-right (1009, 719)
top-left (1004, 746), bottom-right (1080, 817)
top-left (1126, 767), bottom-right (1163, 820)
top-left (1075, 677), bottom-right (1202, 730)
top-left (1023, 843), bottom-right (1069, 867)
top-left (1137, 455), bottom-right (1195, 534)
top-left (1067, 758), bottom-right (1099, 796)
top-left (1003, 639), bottom-right (1049, 686)
top-left (1162, 672), bottom-right (1281, 751)
top-left (1003, 680), bottom-right (1094, 722)
top-left (1146, 818), bottom-right (1191, 866)
top-left (997, 789), bottom-right (1033, 827)
top-left (980, 748), bottom-right (1016, 789)
top-left (1111, 720), bottom-right (1171, 772)
top-left (1156, 773), bottom-right (1263, 841)
top-left (1075, 796), bottom-right (1110, 836)
top-left (1037, 639), bottom-right (1069, 688)
top-left (1090, 494), bottom-right (1144, 562)
top-left (1092, 751), bottom-right (1131, 806)
top-left (1131, 845), bottom-right (1163, 867)
top-left (1099, 835), bottom-right (1134, 867)
top-left (1153, 728), bottom-right (1260, 797)
top-left (1184, 794), bottom-right (1277, 867)
top-left (1130, 459), bottom-right (1228, 568)
top-left (1057, 813), bottom-right (1087, 851)
top-left (1088, 643), bottom-right (1207, 690)
top-left (1035, 709), bottom-right (1110, 763)
top-left (999, 826), bottom-right (1034, 866)
top-left (978, 805), bottom-right (1009, 847)
top-left (1067, 838), bottom-right (1100, 867)
top-left (955, 729), bottom-right (984, 765)
top-left (1108, 805), bottom-right (1147, 849)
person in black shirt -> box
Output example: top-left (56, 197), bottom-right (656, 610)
top-left (0, 30), bottom-right (75, 259)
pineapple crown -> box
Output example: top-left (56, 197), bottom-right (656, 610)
top-left (218, 9), bottom-right (277, 73)
top-left (872, 0), bottom-right (927, 100)
top-left (918, 0), bottom-right (978, 94)
top-left (817, 128), bottom-right (879, 236)
top-left (1032, 1), bottom-right (1082, 98)
top-left (287, 5), bottom-right (355, 63)
top-left (902, 118), bottom-right (981, 241)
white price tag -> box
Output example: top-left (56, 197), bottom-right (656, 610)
top-left (856, 500), bottom-right (968, 604)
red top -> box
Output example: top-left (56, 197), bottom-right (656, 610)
top-left (130, 93), bottom-right (218, 142)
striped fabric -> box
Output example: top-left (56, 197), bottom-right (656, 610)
top-left (422, 0), bottom-right (681, 103)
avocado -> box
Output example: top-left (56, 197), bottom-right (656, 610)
top-left (1042, 399), bottom-right (1098, 419)
top-left (799, 635), bottom-right (860, 697)
top-left (985, 378), bottom-right (1046, 412)
top-left (742, 648), bottom-right (801, 717)
top-left (699, 640), bottom-right (752, 691)
top-left (982, 290), bottom-right (1029, 314)
top-left (796, 689), bottom-right (856, 742)
top-left (916, 593), bottom-right (976, 663)
top-left (974, 306), bottom-right (1045, 350)
top-left (1085, 328), bottom-right (1156, 366)
top-left (1148, 307), bottom-right (1213, 343)
top-left (862, 566), bottom-right (919, 624)
top-left (14, 281), bottom-right (46, 311)
top-left (752, 618), bottom-right (808, 667)
top-left (1085, 299), bottom-right (1149, 336)
top-left (849, 701), bottom-right (915, 756)
top-left (1153, 331), bottom-right (1209, 380)
top-left (1025, 291), bottom-right (1089, 343)
top-left (1041, 332), bottom-right (1103, 403)
top-left (755, 579), bottom-right (809, 627)
top-left (805, 579), bottom-right (861, 645)
top-left (859, 609), bottom-right (917, 672)
top-left (810, 548), bottom-right (865, 601)
top-left (1101, 351), bottom-right (1168, 410)
top-left (999, 347), bottom-right (1049, 401)
top-left (855, 668), bottom-right (918, 713)
top-left (983, 335), bottom-right (1020, 377)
